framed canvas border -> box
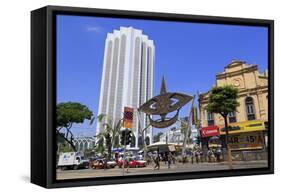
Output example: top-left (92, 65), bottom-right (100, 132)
top-left (31, 5), bottom-right (274, 188)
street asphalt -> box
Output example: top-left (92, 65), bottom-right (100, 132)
top-left (56, 160), bottom-right (268, 180)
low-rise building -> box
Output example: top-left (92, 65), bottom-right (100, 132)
top-left (199, 60), bottom-right (268, 154)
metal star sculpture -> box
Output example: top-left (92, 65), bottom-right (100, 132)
top-left (139, 76), bottom-right (193, 128)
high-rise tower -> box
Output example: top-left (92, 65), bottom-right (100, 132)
top-left (96, 27), bottom-right (154, 148)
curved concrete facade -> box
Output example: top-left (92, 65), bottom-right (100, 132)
top-left (97, 27), bottom-right (155, 148)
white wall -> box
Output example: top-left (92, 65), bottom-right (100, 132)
top-left (0, 0), bottom-right (279, 193)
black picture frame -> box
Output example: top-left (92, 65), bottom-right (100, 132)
top-left (31, 5), bottom-right (274, 188)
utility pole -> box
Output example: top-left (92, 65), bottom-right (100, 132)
top-left (182, 96), bottom-right (195, 156)
top-left (137, 110), bottom-right (151, 161)
top-left (122, 129), bottom-right (127, 176)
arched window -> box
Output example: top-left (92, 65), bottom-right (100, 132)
top-left (206, 111), bottom-right (214, 126)
top-left (245, 97), bottom-right (256, 120)
top-left (79, 142), bottom-right (83, 152)
top-left (84, 141), bottom-right (88, 150)
top-left (75, 142), bottom-right (79, 151)
top-left (228, 111), bottom-right (237, 123)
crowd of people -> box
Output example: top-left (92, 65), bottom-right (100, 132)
top-left (97, 146), bottom-right (223, 172)
top-left (147, 146), bottom-right (223, 170)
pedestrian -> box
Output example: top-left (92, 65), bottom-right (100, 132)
top-left (164, 153), bottom-right (167, 165)
top-left (172, 153), bottom-right (176, 164)
top-left (103, 157), bottom-right (107, 170)
top-left (199, 149), bottom-right (204, 163)
top-left (182, 152), bottom-right (187, 164)
top-left (125, 156), bottom-right (129, 173)
top-left (154, 155), bottom-right (160, 170)
top-left (191, 149), bottom-right (195, 164)
top-left (167, 153), bottom-right (172, 169)
top-left (216, 148), bottom-right (222, 162)
top-left (195, 149), bottom-right (199, 164)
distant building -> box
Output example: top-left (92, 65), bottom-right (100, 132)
top-left (73, 137), bottom-right (95, 152)
top-left (159, 118), bottom-right (199, 144)
top-left (96, 27), bottom-right (155, 148)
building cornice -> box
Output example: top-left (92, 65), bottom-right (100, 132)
top-left (199, 85), bottom-right (268, 105)
top-left (216, 65), bottom-right (258, 79)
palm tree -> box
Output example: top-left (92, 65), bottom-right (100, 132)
top-left (95, 114), bottom-right (123, 159)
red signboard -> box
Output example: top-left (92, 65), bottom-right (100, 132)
top-left (201, 126), bottom-right (219, 137)
top-left (123, 107), bottom-right (134, 129)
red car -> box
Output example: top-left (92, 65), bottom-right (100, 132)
top-left (117, 158), bottom-right (146, 168)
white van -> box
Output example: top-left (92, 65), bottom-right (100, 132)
top-left (58, 152), bottom-right (89, 170)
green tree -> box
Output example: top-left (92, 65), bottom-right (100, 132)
top-left (84, 148), bottom-right (94, 158)
top-left (206, 85), bottom-right (239, 167)
top-left (56, 102), bottom-right (93, 151)
top-left (95, 114), bottom-right (123, 159)
top-left (58, 143), bottom-right (73, 153)
top-left (153, 132), bottom-right (164, 143)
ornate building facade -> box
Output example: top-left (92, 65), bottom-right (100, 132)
top-left (199, 60), bottom-right (268, 152)
top-left (199, 60), bottom-right (268, 127)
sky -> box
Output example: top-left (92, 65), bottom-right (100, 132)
top-left (56, 14), bottom-right (268, 137)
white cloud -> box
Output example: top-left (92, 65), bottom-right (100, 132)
top-left (86, 26), bottom-right (103, 33)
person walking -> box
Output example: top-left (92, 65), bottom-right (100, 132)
top-left (154, 155), bottom-right (160, 170)
top-left (103, 157), bottom-right (107, 170)
top-left (167, 152), bottom-right (172, 169)
top-left (195, 149), bottom-right (199, 164)
top-left (172, 153), bottom-right (176, 164)
top-left (124, 155), bottom-right (130, 173)
top-left (216, 148), bottom-right (222, 162)
top-left (191, 149), bottom-right (195, 164)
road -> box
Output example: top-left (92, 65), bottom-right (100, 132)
top-left (57, 160), bottom-right (268, 180)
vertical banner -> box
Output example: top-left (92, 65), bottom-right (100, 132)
top-left (123, 107), bottom-right (134, 129)
top-left (192, 106), bottom-right (198, 125)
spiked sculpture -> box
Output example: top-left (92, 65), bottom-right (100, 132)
top-left (139, 77), bottom-right (193, 128)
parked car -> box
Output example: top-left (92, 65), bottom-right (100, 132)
top-left (107, 160), bottom-right (117, 168)
top-left (90, 159), bottom-right (117, 169)
top-left (91, 159), bottom-right (104, 169)
top-left (117, 157), bottom-right (146, 168)
top-left (128, 159), bottom-right (146, 168)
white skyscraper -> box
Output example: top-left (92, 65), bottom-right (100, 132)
top-left (96, 27), bottom-right (154, 148)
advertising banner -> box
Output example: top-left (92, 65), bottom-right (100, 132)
top-left (228, 131), bottom-right (264, 150)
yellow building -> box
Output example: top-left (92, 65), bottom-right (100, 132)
top-left (199, 60), bottom-right (268, 128)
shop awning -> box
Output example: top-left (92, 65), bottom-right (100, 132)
top-left (219, 120), bottom-right (266, 135)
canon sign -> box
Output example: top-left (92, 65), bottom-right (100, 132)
top-left (200, 126), bottom-right (220, 137)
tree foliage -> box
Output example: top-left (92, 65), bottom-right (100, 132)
top-left (95, 115), bottom-right (123, 159)
top-left (57, 102), bottom-right (93, 128)
top-left (58, 143), bottom-right (73, 153)
top-left (206, 85), bottom-right (239, 148)
top-left (153, 132), bottom-right (164, 143)
top-left (206, 85), bottom-right (239, 117)
top-left (56, 102), bottom-right (93, 151)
